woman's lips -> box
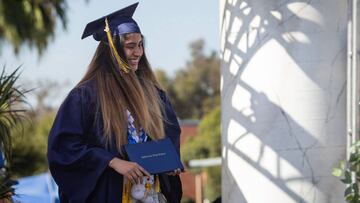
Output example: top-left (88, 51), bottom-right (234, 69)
top-left (128, 59), bottom-right (139, 65)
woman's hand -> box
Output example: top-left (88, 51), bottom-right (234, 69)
top-left (109, 157), bottom-right (150, 184)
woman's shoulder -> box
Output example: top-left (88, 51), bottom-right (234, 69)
top-left (65, 79), bottom-right (98, 105)
top-left (155, 86), bottom-right (167, 101)
top-left (74, 79), bottom-right (96, 93)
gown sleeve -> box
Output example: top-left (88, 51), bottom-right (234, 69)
top-left (47, 86), bottom-right (115, 203)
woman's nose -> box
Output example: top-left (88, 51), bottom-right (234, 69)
top-left (133, 46), bottom-right (142, 56)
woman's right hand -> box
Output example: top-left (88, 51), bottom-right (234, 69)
top-left (108, 157), bottom-right (150, 184)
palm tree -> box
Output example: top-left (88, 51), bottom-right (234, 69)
top-left (0, 0), bottom-right (68, 55)
top-left (0, 67), bottom-right (28, 202)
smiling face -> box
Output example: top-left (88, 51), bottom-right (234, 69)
top-left (123, 33), bottom-right (143, 71)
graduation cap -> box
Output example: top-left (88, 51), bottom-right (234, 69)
top-left (81, 3), bottom-right (141, 73)
top-left (81, 2), bottom-right (141, 41)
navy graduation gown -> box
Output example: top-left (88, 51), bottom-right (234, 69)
top-left (47, 81), bottom-right (182, 203)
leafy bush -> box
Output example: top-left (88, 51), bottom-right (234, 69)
top-left (0, 68), bottom-right (29, 202)
top-left (333, 141), bottom-right (360, 203)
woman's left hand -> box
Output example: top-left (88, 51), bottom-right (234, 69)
top-left (166, 168), bottom-right (182, 176)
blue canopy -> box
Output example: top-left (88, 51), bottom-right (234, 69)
top-left (13, 172), bottom-right (59, 203)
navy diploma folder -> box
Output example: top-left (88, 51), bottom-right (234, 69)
top-left (124, 138), bottom-right (184, 174)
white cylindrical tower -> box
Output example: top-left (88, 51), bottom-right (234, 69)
top-left (220, 0), bottom-right (348, 202)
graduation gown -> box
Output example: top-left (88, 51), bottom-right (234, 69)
top-left (47, 80), bottom-right (182, 203)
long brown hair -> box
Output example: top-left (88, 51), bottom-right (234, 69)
top-left (77, 34), bottom-right (165, 152)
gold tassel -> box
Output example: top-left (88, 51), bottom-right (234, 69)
top-left (104, 18), bottom-right (132, 73)
top-left (122, 178), bottom-right (132, 203)
top-left (155, 175), bottom-right (161, 193)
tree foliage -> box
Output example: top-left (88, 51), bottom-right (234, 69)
top-left (156, 39), bottom-right (221, 201)
top-left (0, 0), bottom-right (67, 55)
top-left (10, 112), bottom-right (54, 178)
top-left (158, 39), bottom-right (220, 119)
top-left (181, 106), bottom-right (221, 201)
top-left (181, 106), bottom-right (221, 161)
top-left (333, 141), bottom-right (360, 203)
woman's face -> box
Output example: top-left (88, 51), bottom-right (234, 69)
top-left (123, 33), bottom-right (143, 71)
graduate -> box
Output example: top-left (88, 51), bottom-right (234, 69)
top-left (47, 3), bottom-right (182, 203)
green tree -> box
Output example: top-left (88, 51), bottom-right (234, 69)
top-left (0, 0), bottom-right (67, 55)
top-left (155, 40), bottom-right (221, 200)
top-left (181, 106), bottom-right (221, 201)
top-left (181, 106), bottom-right (220, 161)
top-left (154, 69), bottom-right (179, 108)
top-left (171, 39), bottom-right (220, 119)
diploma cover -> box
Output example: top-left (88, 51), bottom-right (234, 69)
top-left (124, 138), bottom-right (184, 174)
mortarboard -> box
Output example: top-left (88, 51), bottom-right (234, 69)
top-left (81, 2), bottom-right (141, 41)
top-left (81, 3), bottom-right (141, 73)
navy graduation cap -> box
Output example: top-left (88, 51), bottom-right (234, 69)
top-left (81, 3), bottom-right (141, 73)
top-left (81, 2), bottom-right (141, 41)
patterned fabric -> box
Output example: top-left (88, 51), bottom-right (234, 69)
top-left (127, 110), bottom-right (148, 144)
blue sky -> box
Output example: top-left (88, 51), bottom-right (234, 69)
top-left (1, 0), bottom-right (219, 106)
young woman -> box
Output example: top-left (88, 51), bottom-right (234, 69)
top-left (47, 3), bottom-right (182, 203)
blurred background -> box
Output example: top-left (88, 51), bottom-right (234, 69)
top-left (0, 0), bottom-right (221, 203)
